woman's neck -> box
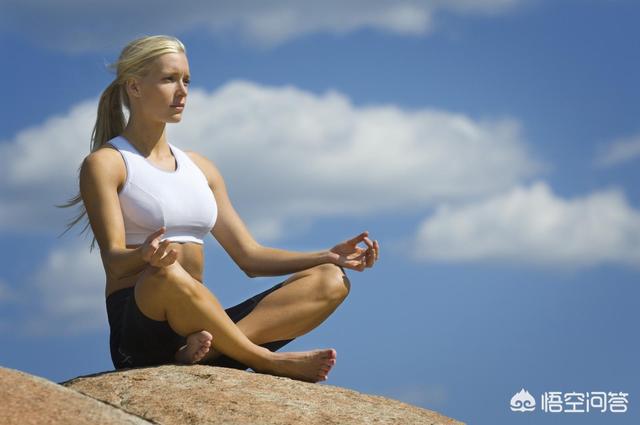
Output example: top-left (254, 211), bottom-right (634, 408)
top-left (121, 118), bottom-right (168, 158)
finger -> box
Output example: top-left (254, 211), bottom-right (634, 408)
top-left (345, 259), bottom-right (365, 271)
top-left (346, 231), bottom-right (368, 245)
top-left (152, 248), bottom-right (174, 268)
top-left (363, 239), bottom-right (375, 267)
top-left (366, 249), bottom-right (375, 268)
top-left (157, 250), bottom-right (174, 267)
top-left (352, 251), bottom-right (366, 261)
top-left (368, 247), bottom-right (377, 267)
top-left (159, 249), bottom-right (178, 267)
top-left (148, 232), bottom-right (167, 251)
top-left (356, 253), bottom-right (368, 270)
top-left (346, 248), bottom-right (366, 260)
top-left (353, 263), bottom-right (366, 272)
top-left (146, 227), bottom-right (166, 243)
top-left (153, 229), bottom-right (168, 244)
top-left (151, 240), bottom-right (171, 263)
top-left (374, 240), bottom-right (380, 261)
top-left (142, 237), bottom-right (164, 262)
top-left (363, 236), bottom-right (374, 250)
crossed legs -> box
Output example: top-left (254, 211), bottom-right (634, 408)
top-left (134, 262), bottom-right (350, 382)
top-left (200, 263), bottom-right (351, 363)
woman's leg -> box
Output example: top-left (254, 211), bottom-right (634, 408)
top-left (134, 262), bottom-right (336, 382)
top-left (200, 263), bottom-right (350, 364)
top-left (240, 263), bottom-right (350, 343)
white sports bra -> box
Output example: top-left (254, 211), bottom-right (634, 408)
top-left (107, 136), bottom-right (217, 245)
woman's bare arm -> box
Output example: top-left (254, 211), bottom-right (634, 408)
top-left (187, 151), bottom-right (333, 277)
top-left (79, 148), bottom-right (148, 279)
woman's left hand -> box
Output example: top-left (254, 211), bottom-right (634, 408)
top-left (328, 231), bottom-right (380, 272)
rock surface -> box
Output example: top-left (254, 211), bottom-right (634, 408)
top-left (0, 366), bottom-right (151, 425)
top-left (62, 365), bottom-right (464, 425)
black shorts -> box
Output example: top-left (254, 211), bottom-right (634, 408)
top-left (106, 280), bottom-right (294, 370)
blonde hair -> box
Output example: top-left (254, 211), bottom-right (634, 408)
top-left (57, 35), bottom-right (186, 251)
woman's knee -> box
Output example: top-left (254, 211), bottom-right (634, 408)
top-left (142, 262), bottom-right (199, 297)
top-left (311, 263), bottom-right (351, 304)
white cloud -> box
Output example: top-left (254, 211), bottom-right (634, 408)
top-left (1, 0), bottom-right (524, 52)
top-left (23, 242), bottom-right (107, 335)
top-left (595, 133), bottom-right (640, 168)
top-left (414, 182), bottom-right (640, 267)
top-left (172, 82), bottom-right (540, 235)
top-left (0, 99), bottom-right (95, 236)
top-left (0, 81), bottom-right (540, 241)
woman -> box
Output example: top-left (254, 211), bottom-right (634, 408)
top-left (59, 35), bottom-right (379, 383)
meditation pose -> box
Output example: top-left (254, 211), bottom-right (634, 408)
top-left (60, 35), bottom-right (379, 383)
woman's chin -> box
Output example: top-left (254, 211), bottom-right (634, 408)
top-left (166, 115), bottom-right (184, 123)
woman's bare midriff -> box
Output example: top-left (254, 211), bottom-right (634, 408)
top-left (105, 241), bottom-right (205, 298)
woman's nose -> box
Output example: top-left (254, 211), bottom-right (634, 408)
top-left (177, 80), bottom-right (188, 95)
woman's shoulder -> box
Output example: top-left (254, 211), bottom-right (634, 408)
top-left (80, 144), bottom-right (126, 185)
top-left (83, 143), bottom-right (123, 168)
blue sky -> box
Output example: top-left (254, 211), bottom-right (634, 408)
top-left (0, 1), bottom-right (638, 424)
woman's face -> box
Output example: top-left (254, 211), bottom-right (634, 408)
top-left (128, 52), bottom-right (190, 124)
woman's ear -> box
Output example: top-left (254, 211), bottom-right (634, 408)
top-left (124, 77), bottom-right (142, 99)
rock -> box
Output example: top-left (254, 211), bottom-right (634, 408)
top-left (62, 365), bottom-right (464, 424)
top-left (0, 366), bottom-right (151, 425)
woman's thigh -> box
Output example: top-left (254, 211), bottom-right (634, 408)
top-left (108, 286), bottom-right (186, 369)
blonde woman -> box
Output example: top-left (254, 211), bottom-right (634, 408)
top-left (59, 35), bottom-right (379, 383)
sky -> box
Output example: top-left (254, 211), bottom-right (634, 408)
top-left (0, 1), bottom-right (639, 424)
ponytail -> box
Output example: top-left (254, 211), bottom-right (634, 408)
top-left (91, 80), bottom-right (126, 152)
top-left (56, 80), bottom-right (126, 252)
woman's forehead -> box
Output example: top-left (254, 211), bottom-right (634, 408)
top-left (153, 52), bottom-right (189, 73)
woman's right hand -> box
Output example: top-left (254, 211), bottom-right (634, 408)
top-left (140, 227), bottom-right (178, 268)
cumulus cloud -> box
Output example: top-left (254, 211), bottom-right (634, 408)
top-left (0, 81), bottom-right (540, 241)
top-left (595, 133), bottom-right (640, 168)
top-left (414, 182), bottom-right (640, 267)
top-left (23, 242), bottom-right (107, 335)
top-left (1, 0), bottom-right (524, 52)
top-left (171, 82), bottom-right (540, 236)
top-left (0, 99), bottom-right (95, 236)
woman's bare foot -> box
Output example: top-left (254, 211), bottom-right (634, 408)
top-left (175, 330), bottom-right (212, 364)
top-left (200, 347), bottom-right (222, 364)
top-left (255, 348), bottom-right (337, 383)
